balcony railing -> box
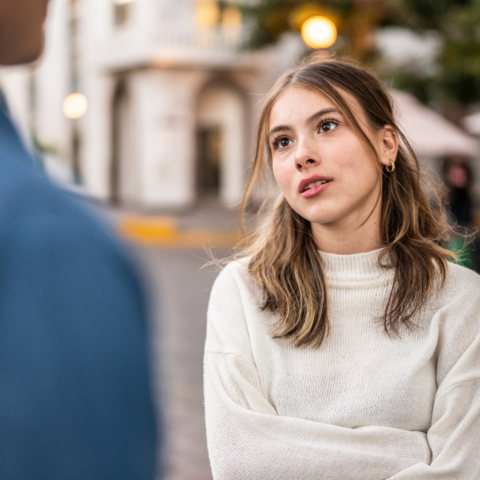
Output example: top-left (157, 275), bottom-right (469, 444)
top-left (156, 25), bottom-right (244, 51)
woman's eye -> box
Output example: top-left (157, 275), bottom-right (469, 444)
top-left (274, 137), bottom-right (292, 149)
top-left (319, 121), bottom-right (338, 133)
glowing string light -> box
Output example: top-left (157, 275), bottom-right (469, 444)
top-left (301, 16), bottom-right (337, 49)
top-left (63, 93), bottom-right (88, 120)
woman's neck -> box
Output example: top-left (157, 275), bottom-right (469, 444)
top-left (311, 211), bottom-right (382, 255)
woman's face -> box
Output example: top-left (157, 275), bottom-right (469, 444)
top-left (269, 86), bottom-right (396, 243)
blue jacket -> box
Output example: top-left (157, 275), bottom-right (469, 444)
top-left (0, 107), bottom-right (158, 478)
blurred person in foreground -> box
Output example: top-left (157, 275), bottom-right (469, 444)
top-left (0, 1), bottom-right (159, 479)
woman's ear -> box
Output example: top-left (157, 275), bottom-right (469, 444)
top-left (379, 126), bottom-right (399, 168)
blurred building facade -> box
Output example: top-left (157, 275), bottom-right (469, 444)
top-left (0, 0), bottom-right (295, 210)
top-left (1, 1), bottom-right (479, 213)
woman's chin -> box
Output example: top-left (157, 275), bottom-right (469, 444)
top-left (303, 212), bottom-right (342, 228)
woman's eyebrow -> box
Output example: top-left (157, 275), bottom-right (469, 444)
top-left (268, 108), bottom-right (342, 139)
top-left (306, 107), bottom-right (341, 125)
top-left (268, 124), bottom-right (293, 139)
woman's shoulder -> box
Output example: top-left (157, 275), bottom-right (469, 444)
top-left (210, 256), bottom-right (266, 308)
top-left (437, 261), bottom-right (480, 316)
top-left (208, 256), bottom-right (254, 297)
top-left (223, 257), bottom-right (250, 272)
top-left (214, 257), bottom-right (252, 287)
top-left (433, 262), bottom-right (480, 389)
top-left (207, 257), bottom-right (264, 344)
top-left (445, 261), bottom-right (480, 294)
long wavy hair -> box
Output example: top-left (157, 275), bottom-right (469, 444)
top-left (238, 56), bottom-right (456, 348)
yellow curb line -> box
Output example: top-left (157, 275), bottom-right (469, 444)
top-left (117, 216), bottom-right (243, 249)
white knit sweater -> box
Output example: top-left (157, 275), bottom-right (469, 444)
top-left (204, 249), bottom-right (480, 479)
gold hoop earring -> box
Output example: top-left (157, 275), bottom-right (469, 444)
top-left (386, 159), bottom-right (395, 173)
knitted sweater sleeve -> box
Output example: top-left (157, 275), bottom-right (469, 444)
top-left (388, 267), bottom-right (480, 479)
top-left (204, 265), bottom-right (431, 480)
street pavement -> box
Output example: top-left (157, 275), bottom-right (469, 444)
top-left (84, 199), bottom-right (246, 478)
top-left (131, 245), bottom-right (231, 480)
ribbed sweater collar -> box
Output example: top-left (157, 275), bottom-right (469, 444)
top-left (318, 248), bottom-right (394, 288)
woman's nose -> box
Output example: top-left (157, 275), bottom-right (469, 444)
top-left (294, 138), bottom-right (320, 171)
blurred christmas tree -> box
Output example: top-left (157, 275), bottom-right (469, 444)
top-left (240, 0), bottom-right (480, 110)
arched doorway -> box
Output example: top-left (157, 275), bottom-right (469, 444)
top-left (110, 78), bottom-right (137, 206)
top-left (197, 125), bottom-right (222, 198)
top-left (196, 82), bottom-right (246, 205)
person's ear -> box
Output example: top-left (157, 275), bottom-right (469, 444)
top-left (379, 126), bottom-right (399, 169)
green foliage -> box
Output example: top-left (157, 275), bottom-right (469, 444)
top-left (33, 135), bottom-right (60, 156)
top-left (437, 0), bottom-right (480, 104)
top-left (241, 0), bottom-right (480, 107)
top-left (241, 1), bottom-right (378, 53)
top-left (240, 0), bottom-right (300, 48)
top-left (386, 0), bottom-right (470, 29)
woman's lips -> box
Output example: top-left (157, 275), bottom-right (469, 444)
top-left (301, 180), bottom-right (332, 198)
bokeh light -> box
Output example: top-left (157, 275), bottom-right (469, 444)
top-left (63, 93), bottom-right (88, 120)
top-left (196, 0), bottom-right (220, 28)
top-left (301, 16), bottom-right (337, 49)
top-left (222, 8), bottom-right (242, 31)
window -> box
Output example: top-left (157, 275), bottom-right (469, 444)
top-left (195, 0), bottom-right (241, 31)
top-left (113, 0), bottom-right (134, 27)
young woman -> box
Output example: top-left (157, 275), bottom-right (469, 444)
top-left (204, 57), bottom-right (480, 479)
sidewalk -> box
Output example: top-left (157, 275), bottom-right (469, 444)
top-left (91, 201), bottom-right (247, 249)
